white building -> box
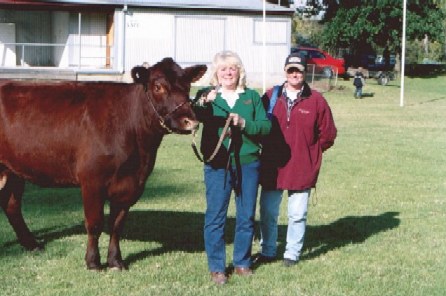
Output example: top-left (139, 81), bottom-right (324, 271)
top-left (0, 0), bottom-right (294, 87)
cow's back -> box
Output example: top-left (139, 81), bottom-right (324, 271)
top-left (0, 80), bottom-right (144, 186)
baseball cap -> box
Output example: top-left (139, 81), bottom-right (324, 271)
top-left (284, 53), bottom-right (306, 72)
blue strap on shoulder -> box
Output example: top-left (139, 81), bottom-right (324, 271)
top-left (267, 85), bottom-right (280, 119)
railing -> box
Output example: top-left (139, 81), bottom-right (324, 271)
top-left (0, 42), bottom-right (114, 69)
top-left (307, 64), bottom-right (339, 92)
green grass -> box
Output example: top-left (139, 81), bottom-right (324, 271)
top-left (1, 75), bottom-right (445, 295)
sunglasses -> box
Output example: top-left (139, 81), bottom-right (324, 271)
top-left (286, 67), bottom-right (303, 74)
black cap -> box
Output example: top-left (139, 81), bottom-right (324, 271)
top-left (284, 53), bottom-right (306, 72)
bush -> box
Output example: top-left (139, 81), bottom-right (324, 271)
top-left (406, 39), bottom-right (445, 64)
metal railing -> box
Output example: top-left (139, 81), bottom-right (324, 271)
top-left (307, 64), bottom-right (339, 92)
top-left (0, 42), bottom-right (114, 69)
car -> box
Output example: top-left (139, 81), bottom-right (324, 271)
top-left (290, 46), bottom-right (346, 78)
top-left (343, 52), bottom-right (396, 72)
top-left (369, 54), bottom-right (396, 71)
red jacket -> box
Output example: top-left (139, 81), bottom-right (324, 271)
top-left (260, 82), bottom-right (337, 190)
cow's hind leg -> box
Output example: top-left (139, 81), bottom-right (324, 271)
top-left (107, 204), bottom-right (129, 270)
top-left (0, 172), bottom-right (42, 250)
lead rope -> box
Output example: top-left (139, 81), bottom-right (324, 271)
top-left (191, 116), bottom-right (232, 163)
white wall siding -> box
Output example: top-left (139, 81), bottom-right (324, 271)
top-left (125, 10), bottom-right (175, 69)
top-left (250, 17), bottom-right (291, 86)
top-left (175, 16), bottom-right (226, 65)
top-left (123, 9), bottom-right (291, 87)
top-left (222, 15), bottom-right (290, 86)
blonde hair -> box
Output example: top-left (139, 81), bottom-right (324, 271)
top-left (209, 50), bottom-right (247, 91)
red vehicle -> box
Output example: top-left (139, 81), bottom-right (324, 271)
top-left (291, 47), bottom-right (346, 78)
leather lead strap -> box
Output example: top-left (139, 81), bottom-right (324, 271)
top-left (191, 116), bottom-right (232, 163)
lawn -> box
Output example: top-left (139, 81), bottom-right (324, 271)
top-left (0, 74), bottom-right (445, 296)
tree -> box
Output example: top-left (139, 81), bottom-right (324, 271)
top-left (319, 0), bottom-right (445, 60)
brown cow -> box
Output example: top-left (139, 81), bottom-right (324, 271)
top-left (0, 58), bottom-right (206, 270)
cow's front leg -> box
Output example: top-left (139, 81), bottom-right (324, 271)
top-left (107, 203), bottom-right (129, 270)
top-left (81, 187), bottom-right (105, 270)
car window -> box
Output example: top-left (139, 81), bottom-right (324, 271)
top-left (309, 50), bottom-right (325, 59)
top-left (296, 49), bottom-right (309, 57)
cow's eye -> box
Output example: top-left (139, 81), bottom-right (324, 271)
top-left (154, 82), bottom-right (164, 94)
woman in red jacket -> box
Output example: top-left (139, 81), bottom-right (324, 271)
top-left (257, 53), bottom-right (337, 267)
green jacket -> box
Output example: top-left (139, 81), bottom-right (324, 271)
top-left (194, 87), bottom-right (271, 168)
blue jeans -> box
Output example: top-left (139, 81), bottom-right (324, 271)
top-left (355, 87), bottom-right (363, 98)
top-left (259, 189), bottom-right (310, 261)
top-left (203, 161), bottom-right (260, 272)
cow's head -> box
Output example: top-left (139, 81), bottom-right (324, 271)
top-left (132, 58), bottom-right (206, 134)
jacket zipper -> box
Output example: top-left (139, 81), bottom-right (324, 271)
top-left (286, 95), bottom-right (303, 127)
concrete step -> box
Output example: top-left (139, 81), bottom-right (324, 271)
top-left (0, 68), bottom-right (76, 81)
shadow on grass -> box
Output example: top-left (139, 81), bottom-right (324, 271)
top-left (352, 92), bottom-right (375, 99)
top-left (121, 210), bottom-right (219, 266)
top-left (276, 211), bottom-right (400, 260)
top-left (1, 209), bottom-right (235, 267)
top-left (374, 83), bottom-right (400, 88)
top-left (361, 92), bottom-right (375, 98)
top-left (407, 97), bottom-right (446, 106)
top-left (2, 210), bottom-right (399, 267)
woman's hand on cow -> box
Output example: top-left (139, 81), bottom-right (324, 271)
top-left (229, 113), bottom-right (245, 129)
top-left (199, 88), bottom-right (218, 105)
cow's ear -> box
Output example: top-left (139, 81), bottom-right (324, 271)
top-left (184, 65), bottom-right (207, 83)
top-left (131, 66), bottom-right (150, 84)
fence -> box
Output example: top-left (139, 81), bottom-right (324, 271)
top-left (306, 64), bottom-right (340, 93)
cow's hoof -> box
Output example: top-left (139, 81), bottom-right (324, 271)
top-left (87, 265), bottom-right (103, 271)
top-left (31, 245), bottom-right (44, 252)
top-left (23, 240), bottom-right (44, 252)
top-left (109, 266), bottom-right (123, 271)
top-left (108, 261), bottom-right (128, 271)
top-left (86, 261), bottom-right (103, 271)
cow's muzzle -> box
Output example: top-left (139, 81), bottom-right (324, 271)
top-left (175, 117), bottom-right (198, 134)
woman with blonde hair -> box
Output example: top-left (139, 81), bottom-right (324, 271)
top-left (193, 50), bottom-right (271, 285)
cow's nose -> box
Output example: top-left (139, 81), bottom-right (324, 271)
top-left (183, 118), bottom-right (198, 130)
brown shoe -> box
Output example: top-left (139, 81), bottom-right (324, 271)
top-left (210, 272), bottom-right (227, 285)
top-left (234, 267), bottom-right (253, 276)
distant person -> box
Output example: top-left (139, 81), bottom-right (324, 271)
top-left (193, 50), bottom-right (271, 285)
top-left (353, 68), bottom-right (365, 99)
top-left (255, 53), bottom-right (337, 267)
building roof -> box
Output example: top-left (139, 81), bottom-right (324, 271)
top-left (34, 0), bottom-right (294, 14)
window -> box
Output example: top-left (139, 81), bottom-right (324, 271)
top-left (309, 50), bottom-right (325, 59)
